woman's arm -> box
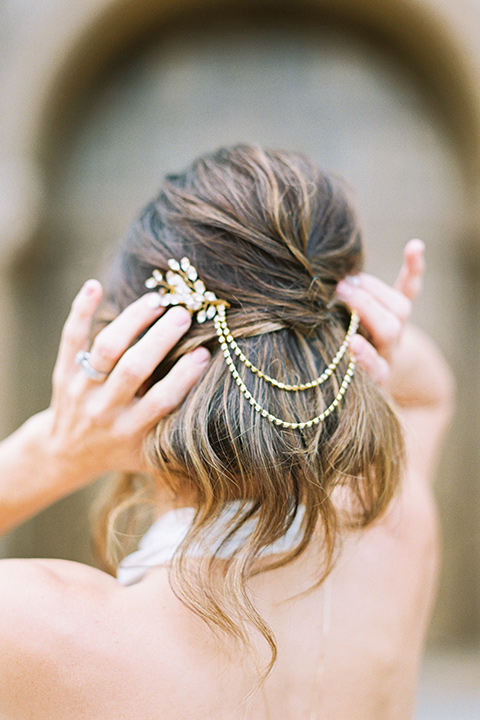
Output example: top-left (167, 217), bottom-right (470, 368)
top-left (336, 239), bottom-right (455, 483)
top-left (381, 323), bottom-right (455, 481)
top-left (0, 280), bottom-right (210, 535)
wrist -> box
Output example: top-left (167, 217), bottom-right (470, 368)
top-left (386, 325), bottom-right (456, 410)
top-left (0, 410), bottom-right (92, 533)
top-left (19, 410), bottom-right (90, 495)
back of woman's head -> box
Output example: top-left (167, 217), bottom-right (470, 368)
top-left (98, 145), bottom-right (402, 671)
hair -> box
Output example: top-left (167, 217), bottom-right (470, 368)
top-left (93, 144), bottom-right (403, 676)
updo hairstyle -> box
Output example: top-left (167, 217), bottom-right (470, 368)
top-left (95, 145), bottom-right (403, 673)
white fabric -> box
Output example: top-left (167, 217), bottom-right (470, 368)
top-left (117, 503), bottom-right (304, 586)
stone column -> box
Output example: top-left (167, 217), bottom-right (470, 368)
top-left (0, 159), bottom-right (45, 557)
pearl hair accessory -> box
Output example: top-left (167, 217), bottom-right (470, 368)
top-left (145, 258), bottom-right (359, 430)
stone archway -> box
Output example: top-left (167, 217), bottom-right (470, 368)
top-left (3, 0), bottom-right (480, 174)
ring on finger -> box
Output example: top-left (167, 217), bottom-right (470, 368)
top-left (75, 350), bottom-right (110, 382)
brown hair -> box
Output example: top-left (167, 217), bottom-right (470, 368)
top-left (95, 145), bottom-right (403, 673)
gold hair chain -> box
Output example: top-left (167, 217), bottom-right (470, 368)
top-left (145, 258), bottom-right (359, 430)
top-left (216, 307), bottom-right (359, 391)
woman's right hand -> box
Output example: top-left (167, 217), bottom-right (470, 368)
top-left (336, 239), bottom-right (454, 482)
top-left (336, 239), bottom-right (425, 388)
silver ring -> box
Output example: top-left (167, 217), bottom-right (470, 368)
top-left (75, 351), bottom-right (109, 382)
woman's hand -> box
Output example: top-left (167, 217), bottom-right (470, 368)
top-left (336, 238), bottom-right (454, 483)
top-left (46, 280), bottom-right (210, 484)
top-left (336, 238), bottom-right (425, 388)
top-left (0, 281), bottom-right (209, 534)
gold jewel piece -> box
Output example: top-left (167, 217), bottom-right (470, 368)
top-left (145, 259), bottom-right (358, 428)
top-left (216, 307), bottom-right (359, 390)
top-left (213, 304), bottom-right (356, 428)
top-left (145, 257), bottom-right (228, 323)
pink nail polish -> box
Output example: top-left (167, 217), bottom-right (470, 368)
top-left (83, 280), bottom-right (98, 296)
top-left (192, 347), bottom-right (210, 364)
top-left (336, 281), bottom-right (352, 299)
top-left (169, 306), bottom-right (192, 327)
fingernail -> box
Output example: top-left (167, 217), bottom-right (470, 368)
top-left (345, 275), bottom-right (361, 286)
top-left (83, 279), bottom-right (99, 296)
top-left (146, 292), bottom-right (162, 309)
top-left (349, 335), bottom-right (363, 359)
top-left (409, 238), bottom-right (426, 257)
top-left (192, 347), bottom-right (210, 364)
top-left (336, 280), bottom-right (353, 299)
top-left (169, 306), bottom-right (192, 327)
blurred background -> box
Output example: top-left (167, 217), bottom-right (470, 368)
top-left (0, 0), bottom-right (479, 716)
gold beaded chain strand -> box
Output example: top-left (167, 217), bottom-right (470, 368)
top-left (213, 310), bottom-right (357, 430)
top-left (215, 305), bottom-right (359, 391)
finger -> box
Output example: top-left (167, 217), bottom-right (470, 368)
top-left (355, 274), bottom-right (412, 322)
top-left (101, 306), bottom-right (193, 404)
top-left (336, 281), bottom-right (403, 356)
top-left (394, 238), bottom-right (425, 300)
top-left (54, 280), bottom-right (103, 383)
top-left (130, 346), bottom-right (211, 431)
top-left (349, 334), bottom-right (390, 385)
top-left (87, 292), bottom-right (166, 375)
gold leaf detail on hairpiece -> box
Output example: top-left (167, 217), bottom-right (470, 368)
top-left (145, 258), bottom-right (226, 324)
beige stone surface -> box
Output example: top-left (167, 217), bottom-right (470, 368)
top-left (417, 648), bottom-right (480, 718)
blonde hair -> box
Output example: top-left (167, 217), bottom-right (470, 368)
top-left (94, 145), bottom-right (403, 674)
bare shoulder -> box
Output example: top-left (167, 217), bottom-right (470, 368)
top-left (0, 558), bottom-right (222, 720)
top-left (0, 555), bottom-right (119, 631)
top-left (0, 556), bottom-right (119, 625)
top-left (0, 558), bottom-right (124, 719)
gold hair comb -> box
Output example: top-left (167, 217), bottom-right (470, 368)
top-left (145, 258), bottom-right (358, 430)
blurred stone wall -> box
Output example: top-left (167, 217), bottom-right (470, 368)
top-left (1, 0), bottom-right (480, 653)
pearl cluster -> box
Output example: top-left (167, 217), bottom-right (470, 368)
top-left (145, 257), bottom-right (358, 430)
top-left (145, 257), bottom-right (225, 323)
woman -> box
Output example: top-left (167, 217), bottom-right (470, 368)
top-left (0, 146), bottom-right (453, 719)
